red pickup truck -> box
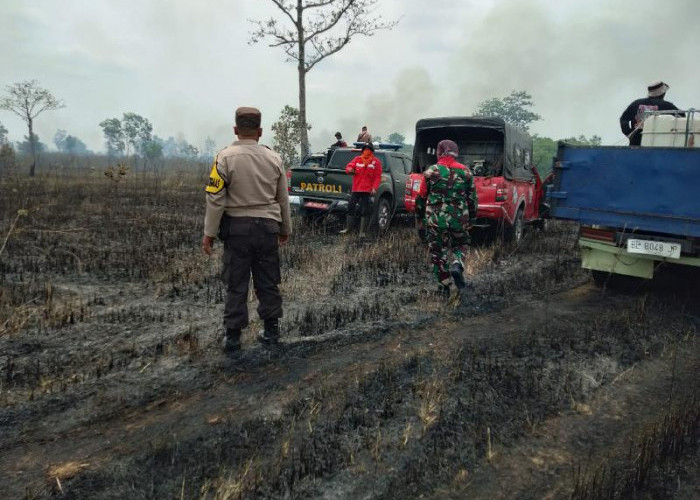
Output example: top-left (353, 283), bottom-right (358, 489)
top-left (404, 117), bottom-right (551, 243)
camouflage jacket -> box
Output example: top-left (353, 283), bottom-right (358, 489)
top-left (416, 156), bottom-right (477, 230)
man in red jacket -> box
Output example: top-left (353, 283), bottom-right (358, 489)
top-left (340, 142), bottom-right (382, 236)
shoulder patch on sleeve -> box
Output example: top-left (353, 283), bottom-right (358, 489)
top-left (205, 159), bottom-right (224, 194)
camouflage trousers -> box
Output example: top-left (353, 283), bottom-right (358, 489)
top-left (426, 226), bottom-right (469, 285)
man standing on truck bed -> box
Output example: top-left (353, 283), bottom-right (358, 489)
top-left (416, 140), bottom-right (477, 297)
top-left (331, 132), bottom-right (348, 148)
top-left (620, 81), bottom-right (681, 146)
top-left (340, 142), bottom-right (382, 236)
top-left (202, 106), bottom-right (292, 354)
top-left (357, 125), bottom-right (372, 144)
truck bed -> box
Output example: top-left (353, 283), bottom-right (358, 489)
top-left (550, 145), bottom-right (700, 238)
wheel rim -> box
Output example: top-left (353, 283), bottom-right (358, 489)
top-left (514, 210), bottom-right (524, 243)
top-left (378, 201), bottom-right (390, 230)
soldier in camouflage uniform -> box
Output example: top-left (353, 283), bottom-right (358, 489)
top-left (416, 140), bottom-right (477, 296)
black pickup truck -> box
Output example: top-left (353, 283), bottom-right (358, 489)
top-left (289, 144), bottom-right (412, 232)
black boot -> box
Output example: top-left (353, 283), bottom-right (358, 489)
top-left (339, 216), bottom-right (357, 234)
top-left (450, 262), bottom-right (466, 290)
top-left (223, 328), bottom-right (241, 354)
top-left (359, 216), bottom-right (371, 238)
top-left (258, 319), bottom-right (280, 346)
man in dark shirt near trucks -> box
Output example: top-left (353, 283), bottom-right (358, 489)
top-left (620, 81), bottom-right (681, 146)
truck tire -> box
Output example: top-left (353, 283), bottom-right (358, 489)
top-left (591, 270), bottom-right (610, 287)
top-left (374, 196), bottom-right (392, 234)
top-left (298, 207), bottom-right (324, 226)
top-left (298, 207), bottom-right (314, 225)
top-left (504, 206), bottom-right (525, 244)
top-left (533, 218), bottom-right (548, 232)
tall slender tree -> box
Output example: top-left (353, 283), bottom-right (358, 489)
top-left (250, 0), bottom-right (398, 157)
top-left (0, 80), bottom-right (64, 176)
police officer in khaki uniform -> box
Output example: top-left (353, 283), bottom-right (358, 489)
top-left (202, 107), bottom-right (292, 353)
top-left (357, 125), bottom-right (372, 144)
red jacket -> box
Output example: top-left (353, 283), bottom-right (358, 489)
top-left (346, 154), bottom-right (383, 193)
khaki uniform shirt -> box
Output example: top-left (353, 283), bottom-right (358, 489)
top-left (204, 139), bottom-right (292, 237)
top-left (357, 131), bottom-right (372, 143)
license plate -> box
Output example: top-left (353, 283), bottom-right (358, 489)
top-left (305, 201), bottom-right (329, 210)
top-left (627, 238), bottom-right (681, 259)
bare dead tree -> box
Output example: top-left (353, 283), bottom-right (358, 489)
top-left (0, 80), bottom-right (64, 176)
top-left (250, 0), bottom-right (398, 157)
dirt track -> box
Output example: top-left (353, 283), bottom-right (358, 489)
top-left (1, 175), bottom-right (698, 499)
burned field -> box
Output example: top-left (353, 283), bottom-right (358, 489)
top-left (1, 172), bottom-right (698, 500)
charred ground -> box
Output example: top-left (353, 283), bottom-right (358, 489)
top-left (0, 172), bottom-right (698, 499)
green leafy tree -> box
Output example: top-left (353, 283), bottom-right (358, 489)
top-left (0, 80), bottom-right (64, 176)
top-left (122, 112), bottom-right (153, 156)
top-left (250, 0), bottom-right (398, 157)
top-left (0, 122), bottom-right (7, 145)
top-left (387, 132), bottom-right (405, 145)
top-left (53, 129), bottom-right (67, 151)
top-left (142, 139), bottom-right (163, 169)
top-left (52, 129), bottom-right (87, 154)
top-left (532, 135), bottom-right (557, 175)
top-left (532, 134), bottom-right (602, 176)
top-left (63, 135), bottom-right (88, 155)
top-left (100, 113), bottom-right (153, 158)
top-left (271, 105), bottom-right (311, 170)
top-left (17, 134), bottom-right (46, 156)
top-left (99, 118), bottom-right (125, 156)
top-left (475, 90), bottom-right (541, 131)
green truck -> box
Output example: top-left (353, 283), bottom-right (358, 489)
top-left (288, 144), bottom-right (413, 232)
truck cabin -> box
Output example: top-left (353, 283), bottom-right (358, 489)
top-left (299, 153), bottom-right (327, 169)
top-left (413, 117), bottom-right (534, 181)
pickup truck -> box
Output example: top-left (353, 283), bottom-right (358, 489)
top-left (288, 144), bottom-right (413, 232)
top-left (549, 109), bottom-right (700, 284)
top-left (403, 117), bottom-right (551, 243)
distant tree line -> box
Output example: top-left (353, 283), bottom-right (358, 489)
top-left (0, 80), bottom-right (223, 176)
top-left (98, 113), bottom-right (216, 169)
top-left (1, 80), bottom-right (599, 177)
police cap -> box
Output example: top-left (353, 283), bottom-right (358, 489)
top-left (235, 107), bottom-right (262, 129)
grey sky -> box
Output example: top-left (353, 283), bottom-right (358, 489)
top-left (1, 0), bottom-right (698, 154)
